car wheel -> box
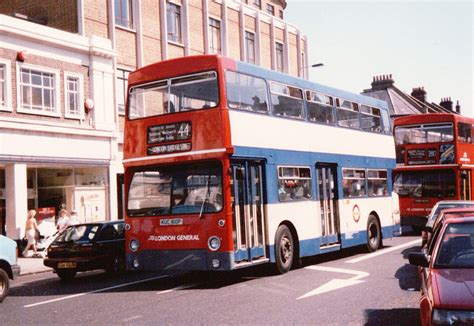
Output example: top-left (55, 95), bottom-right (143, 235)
top-left (56, 269), bottom-right (77, 281)
top-left (0, 268), bottom-right (9, 303)
top-left (106, 256), bottom-right (125, 274)
top-left (367, 214), bottom-right (382, 253)
top-left (274, 225), bottom-right (294, 274)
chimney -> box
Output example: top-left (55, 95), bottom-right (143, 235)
top-left (370, 74), bottom-right (395, 91)
top-left (411, 87), bottom-right (427, 103)
top-left (455, 100), bottom-right (461, 114)
top-left (439, 97), bottom-right (453, 112)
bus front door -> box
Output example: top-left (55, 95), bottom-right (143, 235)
top-left (231, 160), bottom-right (267, 265)
top-left (460, 170), bottom-right (472, 200)
top-left (317, 164), bottom-right (340, 246)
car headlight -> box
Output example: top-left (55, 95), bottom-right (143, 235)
top-left (433, 309), bottom-right (474, 325)
top-left (208, 236), bottom-right (221, 251)
top-left (129, 239), bottom-right (140, 252)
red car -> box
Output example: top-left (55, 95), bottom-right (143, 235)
top-left (409, 215), bottom-right (474, 325)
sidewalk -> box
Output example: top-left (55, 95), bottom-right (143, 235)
top-left (17, 256), bottom-right (52, 276)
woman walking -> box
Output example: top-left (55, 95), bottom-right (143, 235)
top-left (23, 209), bottom-right (38, 257)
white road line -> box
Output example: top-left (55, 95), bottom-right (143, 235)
top-left (157, 283), bottom-right (198, 295)
top-left (24, 275), bottom-right (168, 308)
top-left (345, 239), bottom-right (421, 264)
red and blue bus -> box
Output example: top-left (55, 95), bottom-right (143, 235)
top-left (393, 113), bottom-right (474, 229)
top-left (123, 55), bottom-right (400, 273)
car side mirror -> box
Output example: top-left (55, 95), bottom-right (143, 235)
top-left (408, 252), bottom-right (429, 268)
top-left (420, 225), bottom-right (432, 233)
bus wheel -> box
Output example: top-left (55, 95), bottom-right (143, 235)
top-left (275, 225), bottom-right (294, 274)
top-left (367, 215), bottom-right (381, 252)
top-left (0, 268), bottom-right (9, 303)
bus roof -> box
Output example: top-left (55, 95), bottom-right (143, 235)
top-left (394, 113), bottom-right (474, 127)
top-left (129, 54), bottom-right (389, 111)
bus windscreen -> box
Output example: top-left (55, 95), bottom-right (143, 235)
top-left (128, 71), bottom-right (219, 119)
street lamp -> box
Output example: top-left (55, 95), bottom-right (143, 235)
top-left (300, 63), bottom-right (324, 78)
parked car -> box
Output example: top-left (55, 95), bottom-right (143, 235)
top-left (409, 214), bottom-right (474, 325)
top-left (0, 235), bottom-right (20, 302)
top-left (44, 221), bottom-right (125, 280)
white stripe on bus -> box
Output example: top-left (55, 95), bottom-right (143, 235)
top-left (122, 148), bottom-right (227, 163)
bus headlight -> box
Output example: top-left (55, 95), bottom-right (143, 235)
top-left (129, 239), bottom-right (140, 252)
top-left (208, 236), bottom-right (221, 251)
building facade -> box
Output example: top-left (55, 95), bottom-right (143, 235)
top-left (0, 0), bottom-right (307, 239)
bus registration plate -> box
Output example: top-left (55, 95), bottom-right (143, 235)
top-left (160, 218), bottom-right (183, 226)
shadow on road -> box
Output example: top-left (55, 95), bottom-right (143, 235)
top-left (395, 245), bottom-right (421, 291)
top-left (364, 308), bottom-right (420, 325)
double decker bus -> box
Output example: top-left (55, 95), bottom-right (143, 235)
top-left (393, 113), bottom-right (474, 228)
top-left (123, 55), bottom-right (400, 274)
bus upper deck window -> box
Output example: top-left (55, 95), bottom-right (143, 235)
top-left (225, 71), bottom-right (269, 113)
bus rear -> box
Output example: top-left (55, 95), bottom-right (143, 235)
top-left (393, 113), bottom-right (474, 228)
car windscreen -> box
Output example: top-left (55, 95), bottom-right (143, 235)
top-left (127, 162), bottom-right (223, 216)
top-left (55, 224), bottom-right (100, 243)
top-left (434, 222), bottom-right (474, 268)
top-left (428, 204), bottom-right (474, 225)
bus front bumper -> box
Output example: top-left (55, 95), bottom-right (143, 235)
top-left (127, 250), bottom-right (234, 272)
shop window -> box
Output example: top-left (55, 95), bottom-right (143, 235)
top-left (278, 166), bottom-right (312, 201)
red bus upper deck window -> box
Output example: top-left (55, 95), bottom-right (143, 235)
top-left (128, 71), bottom-right (219, 119)
top-left (394, 123), bottom-right (454, 145)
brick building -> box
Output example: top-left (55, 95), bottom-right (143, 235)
top-left (0, 0), bottom-right (307, 239)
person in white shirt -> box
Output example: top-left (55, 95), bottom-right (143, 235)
top-left (56, 209), bottom-right (70, 233)
top-left (69, 210), bottom-right (80, 225)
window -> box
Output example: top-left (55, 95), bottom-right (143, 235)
top-left (381, 109), bottom-right (391, 134)
top-left (278, 166), bottom-right (312, 201)
top-left (0, 60), bottom-right (11, 111)
top-left (167, 2), bottom-right (182, 43)
top-left (64, 73), bottom-right (83, 118)
top-left (336, 99), bottom-right (359, 129)
top-left (275, 42), bottom-right (284, 72)
top-left (360, 105), bottom-right (382, 133)
top-left (115, 0), bottom-right (133, 29)
top-left (128, 71), bottom-right (218, 119)
top-left (394, 123), bottom-right (454, 145)
top-left (245, 31), bottom-right (256, 64)
top-left (393, 169), bottom-right (456, 198)
top-left (270, 82), bottom-right (304, 119)
top-left (458, 122), bottom-right (472, 143)
top-left (342, 169), bottom-right (366, 198)
top-left (306, 91), bottom-right (335, 125)
top-left (435, 222), bottom-right (474, 268)
top-left (116, 69), bottom-right (130, 115)
top-left (367, 170), bottom-right (388, 197)
top-left (209, 18), bottom-right (221, 54)
top-left (266, 4), bottom-right (275, 15)
top-left (253, 0), bottom-right (261, 10)
top-left (18, 65), bottom-right (59, 115)
top-left (226, 71), bottom-right (268, 113)
top-left (279, 9), bottom-right (283, 19)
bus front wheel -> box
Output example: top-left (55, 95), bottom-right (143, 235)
top-left (275, 225), bottom-right (294, 274)
top-left (367, 215), bottom-right (382, 252)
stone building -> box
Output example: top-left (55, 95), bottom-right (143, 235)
top-left (0, 0), bottom-right (307, 239)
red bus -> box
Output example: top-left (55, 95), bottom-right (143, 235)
top-left (123, 55), bottom-right (399, 274)
top-left (393, 113), bottom-right (474, 228)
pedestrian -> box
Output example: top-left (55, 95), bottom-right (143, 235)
top-left (56, 209), bottom-right (70, 233)
top-left (23, 209), bottom-right (38, 257)
top-left (69, 210), bottom-right (80, 225)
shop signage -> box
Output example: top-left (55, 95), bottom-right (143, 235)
top-left (147, 121), bottom-right (192, 144)
top-left (38, 207), bottom-right (56, 221)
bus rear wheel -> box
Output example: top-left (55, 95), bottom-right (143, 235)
top-left (275, 225), bottom-right (294, 274)
top-left (0, 268), bottom-right (9, 303)
top-left (367, 215), bottom-right (382, 252)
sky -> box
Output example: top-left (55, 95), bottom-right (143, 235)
top-left (285, 0), bottom-right (473, 117)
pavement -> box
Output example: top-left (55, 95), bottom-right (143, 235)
top-left (17, 254), bottom-right (52, 276)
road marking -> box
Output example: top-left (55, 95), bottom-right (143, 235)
top-left (24, 275), bottom-right (168, 308)
top-left (157, 283), bottom-right (198, 295)
top-left (345, 239), bottom-right (421, 264)
top-left (297, 266), bottom-right (369, 299)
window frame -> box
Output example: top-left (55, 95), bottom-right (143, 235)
top-left (269, 81), bottom-right (304, 119)
top-left (0, 58), bottom-right (12, 112)
top-left (336, 98), bottom-right (360, 130)
top-left (225, 70), bottom-right (269, 114)
top-left (277, 165), bottom-right (312, 202)
top-left (64, 72), bottom-right (84, 120)
top-left (114, 0), bottom-right (134, 30)
top-left (245, 31), bottom-right (256, 64)
top-left (367, 169), bottom-right (388, 197)
top-left (266, 3), bottom-right (275, 15)
top-left (16, 62), bottom-right (61, 117)
top-left (275, 42), bottom-right (284, 72)
top-left (117, 68), bottom-right (131, 116)
top-left (209, 17), bottom-right (222, 54)
top-left (342, 168), bottom-right (367, 198)
top-left (305, 90), bottom-right (336, 125)
top-left (167, 1), bottom-right (183, 44)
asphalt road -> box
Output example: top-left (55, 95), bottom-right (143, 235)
top-left (2, 233), bottom-right (421, 325)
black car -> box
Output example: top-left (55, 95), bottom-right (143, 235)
top-left (44, 221), bottom-right (125, 280)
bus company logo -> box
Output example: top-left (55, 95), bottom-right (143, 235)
top-left (352, 205), bottom-right (361, 223)
top-left (148, 234), bottom-right (200, 242)
top-left (460, 152), bottom-right (470, 163)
